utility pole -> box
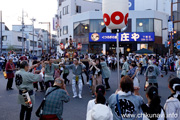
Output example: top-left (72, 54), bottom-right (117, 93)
top-left (31, 18), bottom-right (36, 55)
top-left (39, 22), bottom-right (51, 54)
top-left (0, 11), bottom-right (2, 54)
top-left (21, 10), bottom-right (25, 55)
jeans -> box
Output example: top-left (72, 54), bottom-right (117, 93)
top-left (20, 105), bottom-right (33, 120)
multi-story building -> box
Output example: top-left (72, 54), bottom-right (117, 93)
top-left (1, 23), bottom-right (26, 54)
top-left (12, 25), bottom-right (43, 56)
top-left (56, 0), bottom-right (172, 55)
top-left (173, 0), bottom-right (180, 51)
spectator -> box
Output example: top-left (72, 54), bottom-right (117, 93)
top-left (164, 75), bottom-right (180, 120)
top-left (86, 85), bottom-right (113, 120)
top-left (107, 76), bottom-right (143, 120)
top-left (90, 58), bottom-right (102, 98)
top-left (141, 86), bottom-right (166, 120)
top-left (100, 57), bottom-right (111, 90)
top-left (87, 85), bottom-right (106, 113)
top-left (41, 78), bottom-right (70, 120)
top-left (6, 57), bottom-right (15, 90)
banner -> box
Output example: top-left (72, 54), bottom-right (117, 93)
top-left (89, 32), bottom-right (155, 42)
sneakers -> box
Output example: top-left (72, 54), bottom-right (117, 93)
top-left (79, 94), bottom-right (82, 99)
top-left (73, 95), bottom-right (77, 98)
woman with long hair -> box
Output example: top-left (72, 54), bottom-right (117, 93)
top-left (141, 86), bottom-right (165, 120)
top-left (86, 85), bottom-right (113, 120)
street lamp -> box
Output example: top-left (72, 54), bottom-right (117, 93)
top-left (39, 22), bottom-right (51, 54)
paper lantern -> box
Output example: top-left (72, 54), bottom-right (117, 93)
top-left (77, 43), bottom-right (82, 50)
top-left (60, 43), bottom-right (64, 50)
top-left (102, 0), bottom-right (129, 30)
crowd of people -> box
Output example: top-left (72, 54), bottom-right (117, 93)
top-left (2, 52), bottom-right (180, 120)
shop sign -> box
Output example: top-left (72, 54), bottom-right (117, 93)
top-left (89, 32), bottom-right (155, 42)
top-left (177, 40), bottom-right (180, 45)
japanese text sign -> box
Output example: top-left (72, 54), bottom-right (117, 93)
top-left (89, 32), bottom-right (155, 42)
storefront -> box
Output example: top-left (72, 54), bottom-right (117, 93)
top-left (89, 32), bottom-right (155, 55)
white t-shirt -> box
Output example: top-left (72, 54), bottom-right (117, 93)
top-left (87, 99), bottom-right (96, 113)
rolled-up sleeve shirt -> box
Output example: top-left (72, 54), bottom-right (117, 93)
top-left (43, 87), bottom-right (70, 120)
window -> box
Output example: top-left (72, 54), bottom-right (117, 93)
top-left (90, 19), bottom-right (106, 33)
top-left (136, 19), bottom-right (154, 32)
top-left (76, 6), bottom-right (81, 13)
top-left (154, 19), bottom-right (162, 36)
top-left (60, 11), bottom-right (62, 19)
top-left (35, 42), bottom-right (37, 47)
top-left (63, 6), bottom-right (69, 15)
top-left (2, 36), bottom-right (7, 41)
top-left (63, 26), bottom-right (68, 35)
top-left (60, 28), bottom-right (62, 36)
top-left (74, 20), bottom-right (89, 36)
top-left (30, 41), bottom-right (33, 46)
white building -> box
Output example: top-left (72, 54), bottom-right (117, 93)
top-left (12, 25), bottom-right (42, 56)
top-left (56, 0), bottom-right (171, 55)
top-left (1, 23), bottom-right (25, 54)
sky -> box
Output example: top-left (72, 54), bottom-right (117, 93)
top-left (0, 0), bottom-right (57, 33)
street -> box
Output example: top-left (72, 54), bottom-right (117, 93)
top-left (0, 70), bottom-right (175, 120)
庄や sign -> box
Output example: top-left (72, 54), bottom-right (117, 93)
top-left (89, 32), bottom-right (155, 42)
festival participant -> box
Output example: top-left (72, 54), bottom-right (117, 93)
top-left (141, 86), bottom-right (166, 120)
top-left (41, 78), bottom-right (70, 120)
top-left (164, 76), bottom-right (180, 120)
top-left (144, 61), bottom-right (162, 88)
top-left (107, 76), bottom-right (143, 120)
top-left (15, 61), bottom-right (44, 120)
top-left (62, 62), bottom-right (70, 85)
top-left (121, 57), bottom-right (129, 78)
top-left (100, 57), bottom-right (111, 90)
top-left (163, 56), bottom-right (169, 75)
top-left (90, 58), bottom-right (102, 98)
top-left (44, 58), bottom-right (61, 89)
top-left (5, 57), bottom-right (16, 90)
top-left (63, 58), bottom-right (86, 98)
top-left (128, 61), bottom-right (140, 95)
top-left (140, 55), bottom-right (148, 74)
top-left (82, 54), bottom-right (90, 84)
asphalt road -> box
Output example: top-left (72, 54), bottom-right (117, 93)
top-left (0, 70), bottom-right (175, 120)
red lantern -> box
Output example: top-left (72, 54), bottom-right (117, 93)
top-left (65, 52), bottom-right (69, 57)
top-left (60, 43), bottom-right (64, 50)
top-left (77, 43), bottom-right (82, 50)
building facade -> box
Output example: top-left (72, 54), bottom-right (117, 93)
top-left (1, 23), bottom-right (25, 54)
top-left (56, 0), bottom-right (171, 55)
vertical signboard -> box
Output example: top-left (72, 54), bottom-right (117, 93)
top-left (129, 0), bottom-right (135, 10)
